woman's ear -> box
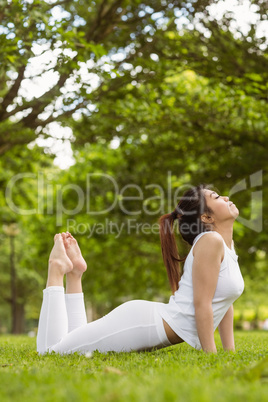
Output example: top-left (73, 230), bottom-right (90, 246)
top-left (201, 214), bottom-right (214, 224)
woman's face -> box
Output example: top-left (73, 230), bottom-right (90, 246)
top-left (203, 189), bottom-right (239, 224)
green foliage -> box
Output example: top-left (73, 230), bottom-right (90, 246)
top-left (0, 332), bottom-right (268, 401)
top-left (0, 0), bottom-right (193, 153)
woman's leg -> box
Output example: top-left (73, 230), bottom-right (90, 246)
top-left (62, 232), bottom-right (88, 333)
top-left (36, 234), bottom-right (73, 354)
top-left (46, 300), bottom-right (171, 355)
top-left (37, 234), bottom-right (172, 355)
top-left (59, 234), bottom-right (171, 354)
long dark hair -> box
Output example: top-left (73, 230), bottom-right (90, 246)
top-left (159, 185), bottom-right (213, 293)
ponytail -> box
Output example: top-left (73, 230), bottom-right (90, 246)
top-left (159, 213), bottom-right (185, 294)
top-left (159, 185), bottom-right (214, 293)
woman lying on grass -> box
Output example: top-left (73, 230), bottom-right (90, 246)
top-left (37, 185), bottom-right (244, 355)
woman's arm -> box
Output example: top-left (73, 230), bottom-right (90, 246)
top-left (218, 305), bottom-right (235, 351)
top-left (192, 233), bottom-right (224, 353)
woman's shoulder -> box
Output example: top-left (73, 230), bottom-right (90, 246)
top-left (193, 231), bottom-right (223, 246)
top-left (192, 231), bottom-right (224, 257)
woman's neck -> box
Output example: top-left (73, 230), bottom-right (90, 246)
top-left (214, 225), bottom-right (234, 249)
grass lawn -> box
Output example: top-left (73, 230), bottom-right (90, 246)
top-left (0, 331), bottom-right (267, 402)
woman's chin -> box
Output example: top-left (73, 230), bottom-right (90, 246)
top-left (233, 208), bottom-right (239, 219)
top-left (230, 205), bottom-right (239, 219)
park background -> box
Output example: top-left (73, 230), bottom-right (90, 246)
top-left (0, 0), bottom-right (267, 336)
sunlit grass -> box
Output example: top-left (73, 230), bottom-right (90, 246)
top-left (0, 331), bottom-right (267, 401)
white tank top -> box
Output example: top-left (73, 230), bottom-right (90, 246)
top-left (160, 231), bottom-right (244, 350)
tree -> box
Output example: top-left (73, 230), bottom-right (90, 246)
top-left (0, 145), bottom-right (54, 332)
top-left (2, 0), bottom-right (266, 154)
top-left (0, 0), bottom-right (185, 154)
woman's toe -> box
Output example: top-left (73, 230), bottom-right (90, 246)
top-left (54, 233), bottom-right (61, 242)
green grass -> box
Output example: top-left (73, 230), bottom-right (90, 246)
top-left (0, 331), bottom-right (268, 402)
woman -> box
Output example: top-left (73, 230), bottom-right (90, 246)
top-left (37, 185), bottom-right (244, 354)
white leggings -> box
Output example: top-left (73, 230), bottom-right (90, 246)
top-left (36, 287), bottom-right (171, 354)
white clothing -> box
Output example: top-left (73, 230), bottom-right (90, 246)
top-left (37, 231), bottom-right (244, 355)
top-left (159, 231), bottom-right (244, 350)
top-left (36, 287), bottom-right (171, 355)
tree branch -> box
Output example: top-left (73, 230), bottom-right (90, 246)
top-left (86, 0), bottom-right (123, 42)
top-left (0, 131), bottom-right (36, 156)
top-left (0, 65), bottom-right (27, 120)
top-left (20, 72), bottom-right (69, 128)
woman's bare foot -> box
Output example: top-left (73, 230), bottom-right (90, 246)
top-left (46, 234), bottom-right (73, 287)
top-left (61, 232), bottom-right (87, 277)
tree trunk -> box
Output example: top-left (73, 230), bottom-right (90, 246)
top-left (13, 303), bottom-right (25, 334)
top-left (10, 236), bottom-right (19, 334)
top-left (7, 232), bottom-right (25, 334)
